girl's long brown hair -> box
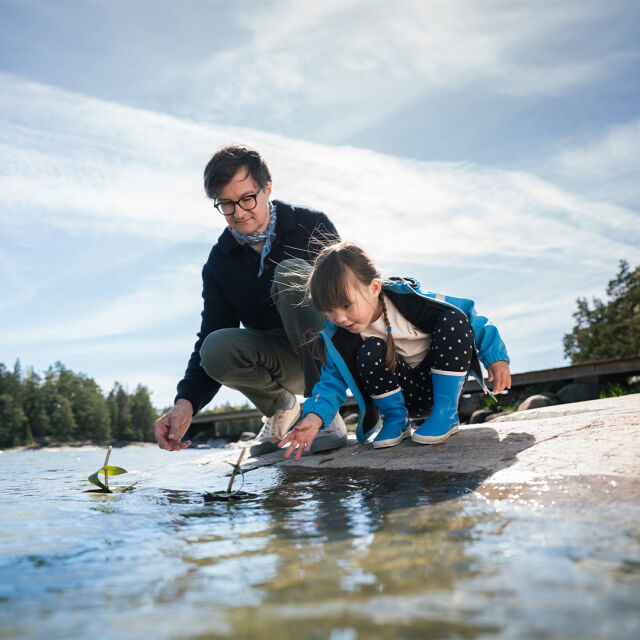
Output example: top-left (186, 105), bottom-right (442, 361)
top-left (308, 241), bottom-right (397, 371)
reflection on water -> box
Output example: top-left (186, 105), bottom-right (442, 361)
top-left (0, 447), bottom-right (639, 639)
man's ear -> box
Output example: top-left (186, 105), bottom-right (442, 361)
top-left (264, 181), bottom-right (273, 198)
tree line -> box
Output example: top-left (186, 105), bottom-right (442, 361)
top-left (0, 361), bottom-right (157, 449)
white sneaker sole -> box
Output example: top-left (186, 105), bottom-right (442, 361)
top-left (412, 425), bottom-right (458, 445)
top-left (372, 427), bottom-right (412, 449)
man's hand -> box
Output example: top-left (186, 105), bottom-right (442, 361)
top-left (486, 360), bottom-right (511, 394)
top-left (155, 398), bottom-right (193, 451)
top-left (278, 413), bottom-right (323, 462)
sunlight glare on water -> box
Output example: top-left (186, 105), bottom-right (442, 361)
top-left (1, 446), bottom-right (639, 639)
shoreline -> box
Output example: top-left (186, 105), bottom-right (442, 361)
top-left (5, 440), bottom-right (159, 452)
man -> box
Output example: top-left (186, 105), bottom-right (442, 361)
top-left (155, 145), bottom-right (347, 456)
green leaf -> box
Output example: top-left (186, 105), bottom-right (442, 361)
top-left (88, 471), bottom-right (109, 491)
top-left (101, 465), bottom-right (127, 477)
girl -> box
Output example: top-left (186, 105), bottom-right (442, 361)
top-left (279, 241), bottom-right (511, 461)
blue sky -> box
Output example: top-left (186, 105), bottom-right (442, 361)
top-left (1, 0), bottom-right (639, 411)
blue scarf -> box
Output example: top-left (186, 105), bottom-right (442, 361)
top-left (230, 201), bottom-right (277, 277)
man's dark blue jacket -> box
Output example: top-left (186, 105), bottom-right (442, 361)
top-left (176, 200), bottom-right (338, 414)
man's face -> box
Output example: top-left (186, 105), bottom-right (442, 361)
top-left (217, 167), bottom-right (272, 236)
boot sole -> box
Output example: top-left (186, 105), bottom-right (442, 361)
top-left (412, 425), bottom-right (458, 445)
top-left (372, 428), bottom-right (412, 449)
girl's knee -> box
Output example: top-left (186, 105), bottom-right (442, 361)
top-left (437, 308), bottom-right (472, 333)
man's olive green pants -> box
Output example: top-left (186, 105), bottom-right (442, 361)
top-left (198, 258), bottom-right (326, 418)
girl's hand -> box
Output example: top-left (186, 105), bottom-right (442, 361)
top-left (278, 413), bottom-right (324, 462)
top-left (487, 360), bottom-right (511, 394)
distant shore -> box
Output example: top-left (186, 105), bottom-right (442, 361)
top-left (5, 440), bottom-right (158, 452)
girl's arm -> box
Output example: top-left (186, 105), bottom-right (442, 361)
top-left (278, 349), bottom-right (348, 462)
top-left (443, 294), bottom-right (510, 367)
top-left (299, 355), bottom-right (348, 429)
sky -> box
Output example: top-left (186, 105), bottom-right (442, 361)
top-left (1, 0), bottom-right (639, 412)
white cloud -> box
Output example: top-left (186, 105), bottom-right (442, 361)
top-left (162, 0), bottom-right (621, 141)
top-left (2, 74), bottom-right (639, 407)
top-left (4, 74), bottom-right (637, 271)
top-left (1, 263), bottom-right (202, 344)
top-left (550, 117), bottom-right (640, 207)
top-left (556, 118), bottom-right (640, 172)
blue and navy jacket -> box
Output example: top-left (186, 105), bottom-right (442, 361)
top-left (302, 277), bottom-right (510, 442)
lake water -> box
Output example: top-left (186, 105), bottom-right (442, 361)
top-left (1, 445), bottom-right (639, 639)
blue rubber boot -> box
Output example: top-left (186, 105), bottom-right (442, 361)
top-left (371, 389), bottom-right (412, 449)
top-left (412, 369), bottom-right (467, 445)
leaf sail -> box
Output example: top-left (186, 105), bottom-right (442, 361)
top-left (87, 465), bottom-right (130, 493)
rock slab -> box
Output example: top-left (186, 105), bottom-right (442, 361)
top-left (195, 394), bottom-right (640, 486)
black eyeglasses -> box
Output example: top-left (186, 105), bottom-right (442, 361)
top-left (214, 187), bottom-right (264, 216)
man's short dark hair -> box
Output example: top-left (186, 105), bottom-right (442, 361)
top-left (203, 145), bottom-right (272, 200)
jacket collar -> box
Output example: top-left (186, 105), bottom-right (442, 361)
top-left (216, 200), bottom-right (295, 256)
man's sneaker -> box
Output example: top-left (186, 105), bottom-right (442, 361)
top-left (304, 412), bottom-right (348, 455)
top-left (249, 398), bottom-right (301, 457)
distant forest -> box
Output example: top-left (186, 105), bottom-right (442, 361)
top-left (0, 361), bottom-right (157, 449)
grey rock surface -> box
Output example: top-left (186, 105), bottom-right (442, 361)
top-left (194, 394), bottom-right (640, 484)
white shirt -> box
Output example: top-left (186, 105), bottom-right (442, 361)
top-left (360, 295), bottom-right (431, 368)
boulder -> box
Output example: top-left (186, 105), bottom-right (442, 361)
top-left (517, 394), bottom-right (559, 411)
top-left (557, 383), bottom-right (602, 404)
top-left (470, 408), bottom-right (496, 424)
top-left (484, 411), bottom-right (507, 422)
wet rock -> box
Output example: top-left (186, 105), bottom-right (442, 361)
top-left (470, 408), bottom-right (495, 424)
top-left (556, 382), bottom-right (602, 403)
top-left (517, 394), bottom-right (559, 411)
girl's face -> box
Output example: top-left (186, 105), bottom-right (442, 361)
top-left (325, 275), bottom-right (382, 333)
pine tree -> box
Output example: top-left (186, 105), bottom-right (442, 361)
top-left (564, 260), bottom-right (640, 363)
top-left (22, 370), bottom-right (50, 442)
top-left (130, 385), bottom-right (157, 442)
top-left (0, 393), bottom-right (30, 448)
top-left (109, 383), bottom-right (135, 441)
top-left (42, 371), bottom-right (77, 442)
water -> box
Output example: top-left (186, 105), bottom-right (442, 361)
top-left (1, 445), bottom-right (639, 639)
